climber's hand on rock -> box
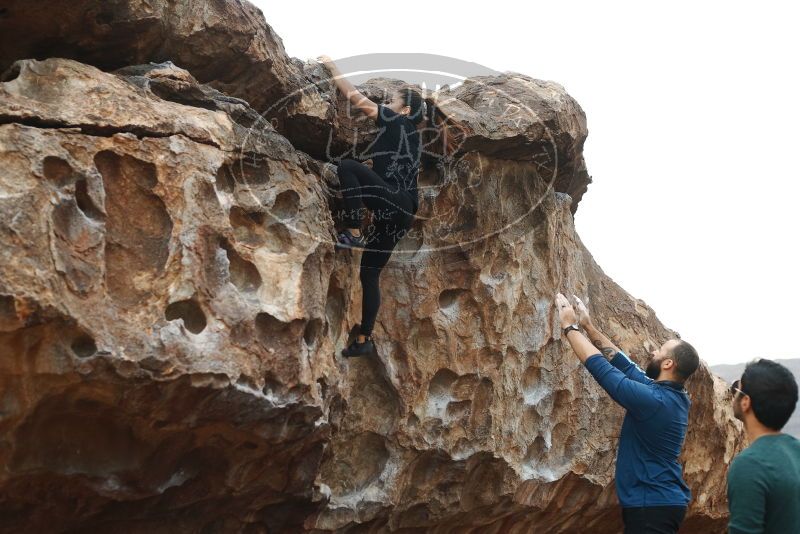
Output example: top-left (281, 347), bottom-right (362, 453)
top-left (364, 159), bottom-right (373, 168)
top-left (317, 55), bottom-right (334, 69)
top-left (573, 295), bottom-right (592, 329)
top-left (556, 293), bottom-right (577, 328)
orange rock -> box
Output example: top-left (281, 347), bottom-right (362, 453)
top-left (0, 16), bottom-right (741, 534)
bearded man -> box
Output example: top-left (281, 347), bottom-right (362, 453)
top-left (555, 293), bottom-right (700, 534)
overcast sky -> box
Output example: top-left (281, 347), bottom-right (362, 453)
top-left (253, 0), bottom-right (799, 365)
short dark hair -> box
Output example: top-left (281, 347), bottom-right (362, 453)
top-left (741, 359), bottom-right (798, 431)
top-left (670, 340), bottom-right (700, 381)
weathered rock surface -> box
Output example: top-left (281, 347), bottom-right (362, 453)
top-left (292, 66), bottom-right (591, 211)
top-left (0, 0), bottom-right (590, 211)
top-left (1, 4), bottom-right (742, 533)
top-left (0, 0), bottom-right (307, 113)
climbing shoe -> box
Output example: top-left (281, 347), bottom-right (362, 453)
top-left (335, 228), bottom-right (365, 250)
top-left (342, 336), bottom-right (374, 358)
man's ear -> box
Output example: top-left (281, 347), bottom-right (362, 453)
top-left (740, 394), bottom-right (752, 414)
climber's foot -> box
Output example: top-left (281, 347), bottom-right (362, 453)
top-left (335, 228), bottom-right (365, 250)
top-left (342, 336), bottom-right (374, 358)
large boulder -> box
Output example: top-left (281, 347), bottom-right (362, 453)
top-left (0, 14), bottom-right (740, 534)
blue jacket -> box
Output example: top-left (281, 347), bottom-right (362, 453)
top-left (584, 351), bottom-right (692, 508)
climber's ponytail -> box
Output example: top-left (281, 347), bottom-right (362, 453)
top-left (424, 99), bottom-right (467, 159)
top-left (400, 86), bottom-right (467, 161)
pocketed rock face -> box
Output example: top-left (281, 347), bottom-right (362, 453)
top-left (0, 58), bottom-right (339, 532)
top-left (1, 44), bottom-right (740, 534)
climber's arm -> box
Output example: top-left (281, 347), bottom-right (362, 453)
top-left (584, 325), bottom-right (652, 383)
top-left (607, 350), bottom-right (652, 384)
top-left (583, 355), bottom-right (660, 418)
top-left (573, 295), bottom-right (621, 359)
top-left (574, 295), bottom-right (650, 383)
top-left (557, 294), bottom-right (659, 417)
top-left (317, 55), bottom-right (378, 120)
top-left (583, 323), bottom-right (622, 361)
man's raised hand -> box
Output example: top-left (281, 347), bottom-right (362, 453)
top-left (556, 293), bottom-right (578, 328)
top-left (573, 295), bottom-right (593, 329)
top-left (556, 293), bottom-right (598, 362)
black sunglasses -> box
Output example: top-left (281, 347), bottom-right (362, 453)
top-left (730, 379), bottom-right (747, 397)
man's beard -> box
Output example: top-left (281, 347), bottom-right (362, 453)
top-left (646, 358), bottom-right (662, 380)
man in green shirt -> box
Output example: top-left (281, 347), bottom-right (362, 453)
top-left (728, 359), bottom-right (800, 534)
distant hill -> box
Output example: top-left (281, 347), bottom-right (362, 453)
top-left (711, 359), bottom-right (800, 438)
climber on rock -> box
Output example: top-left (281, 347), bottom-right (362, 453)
top-left (317, 55), bottom-right (429, 358)
top-left (555, 293), bottom-right (700, 534)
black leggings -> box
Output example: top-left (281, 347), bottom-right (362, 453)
top-left (622, 506), bottom-right (687, 534)
top-left (336, 158), bottom-right (415, 337)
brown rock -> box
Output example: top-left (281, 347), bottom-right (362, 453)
top-left (1, 58), bottom-right (236, 149)
top-left (0, 58), bottom-right (338, 532)
top-left (0, 39), bottom-right (740, 534)
top-left (445, 73), bottom-right (591, 210)
top-left (0, 0), bottom-right (591, 210)
top-left (0, 0), bottom-right (307, 113)
top-left (282, 66), bottom-right (590, 212)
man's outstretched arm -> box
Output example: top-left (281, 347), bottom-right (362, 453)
top-left (556, 293), bottom-right (659, 419)
top-left (575, 295), bottom-right (621, 359)
top-left (574, 295), bottom-right (651, 384)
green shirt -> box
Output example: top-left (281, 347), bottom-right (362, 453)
top-left (727, 433), bottom-right (800, 534)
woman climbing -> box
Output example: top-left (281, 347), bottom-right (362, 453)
top-left (317, 55), bottom-right (429, 358)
